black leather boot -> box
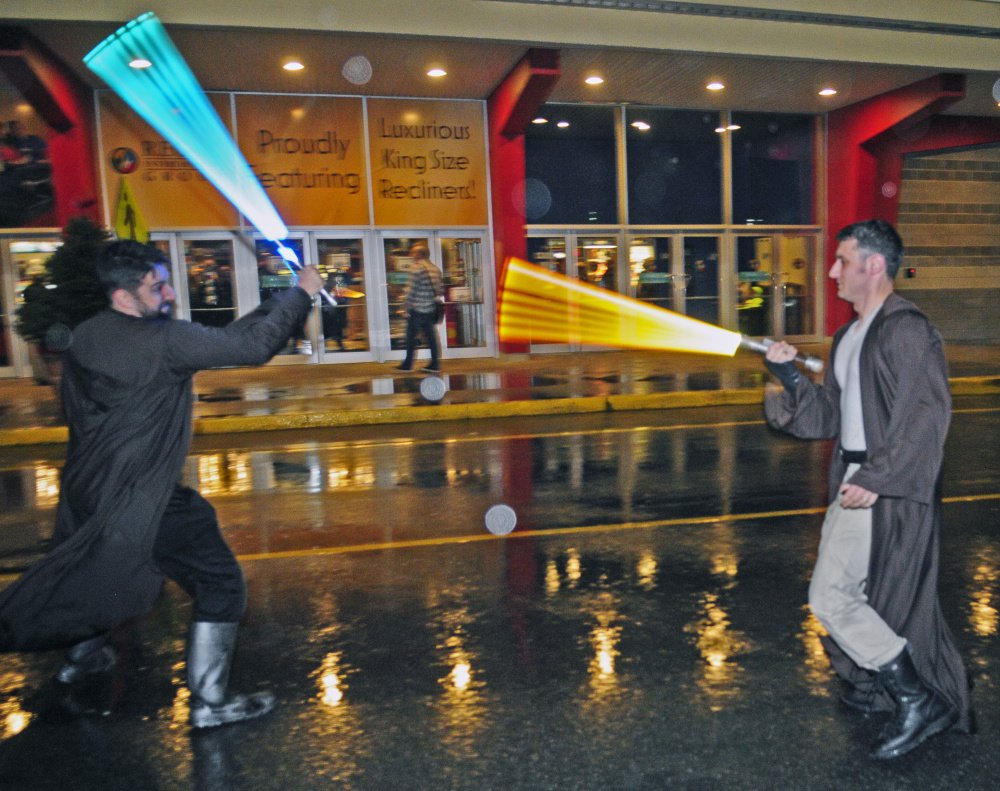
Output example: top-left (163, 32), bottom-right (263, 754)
top-left (840, 682), bottom-right (877, 715)
top-left (187, 621), bottom-right (275, 729)
top-left (55, 634), bottom-right (115, 684)
top-left (871, 648), bottom-right (958, 760)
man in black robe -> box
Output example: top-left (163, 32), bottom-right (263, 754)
top-left (763, 220), bottom-right (971, 759)
top-left (0, 240), bottom-right (323, 728)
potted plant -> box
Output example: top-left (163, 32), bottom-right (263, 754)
top-left (15, 216), bottom-right (109, 385)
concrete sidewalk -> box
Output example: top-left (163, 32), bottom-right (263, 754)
top-left (2, 343), bottom-right (999, 446)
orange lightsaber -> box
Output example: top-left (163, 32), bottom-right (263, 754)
top-left (498, 257), bottom-right (822, 371)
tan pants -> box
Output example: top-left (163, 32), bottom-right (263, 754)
top-left (808, 490), bottom-right (906, 670)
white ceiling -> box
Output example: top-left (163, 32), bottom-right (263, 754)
top-left (3, 8), bottom-right (999, 119)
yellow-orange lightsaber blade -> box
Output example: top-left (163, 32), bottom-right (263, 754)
top-left (499, 257), bottom-right (742, 356)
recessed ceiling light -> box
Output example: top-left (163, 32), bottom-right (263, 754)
top-left (727, 124), bottom-right (740, 131)
top-left (631, 120), bottom-right (651, 131)
top-left (585, 75), bottom-right (604, 86)
top-left (128, 58), bottom-right (152, 69)
top-left (706, 81), bottom-right (725, 91)
top-left (283, 61), bottom-right (305, 72)
top-left (818, 87), bottom-right (838, 96)
top-left (532, 117), bottom-right (548, 124)
top-left (556, 120), bottom-right (570, 128)
top-left (427, 68), bottom-right (447, 78)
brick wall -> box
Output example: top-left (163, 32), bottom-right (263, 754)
top-left (895, 145), bottom-right (1000, 344)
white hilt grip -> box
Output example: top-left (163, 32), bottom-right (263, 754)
top-left (740, 336), bottom-right (824, 373)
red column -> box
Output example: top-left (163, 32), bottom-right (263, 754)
top-left (825, 74), bottom-right (967, 332)
top-left (0, 26), bottom-right (100, 228)
top-left (487, 48), bottom-right (560, 354)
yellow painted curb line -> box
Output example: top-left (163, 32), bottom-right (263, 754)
top-left (1, 376), bottom-right (995, 447)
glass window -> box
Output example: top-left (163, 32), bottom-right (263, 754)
top-left (316, 239), bottom-right (367, 353)
top-left (527, 236), bottom-right (569, 276)
top-left (184, 239), bottom-right (236, 328)
top-left (526, 105), bottom-right (617, 224)
top-left (626, 108), bottom-right (722, 225)
top-left (439, 237), bottom-right (486, 349)
top-left (731, 112), bottom-right (814, 225)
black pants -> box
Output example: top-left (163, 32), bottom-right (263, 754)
top-left (401, 309), bottom-right (439, 368)
top-left (152, 485), bottom-right (246, 623)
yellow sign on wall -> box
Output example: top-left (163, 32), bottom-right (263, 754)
top-left (113, 177), bottom-right (149, 242)
top-left (234, 95), bottom-right (369, 226)
top-left (97, 93), bottom-right (489, 229)
top-left (98, 93), bottom-right (237, 228)
top-left (368, 98), bottom-right (488, 226)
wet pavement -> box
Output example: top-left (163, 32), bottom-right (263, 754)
top-left (1, 392), bottom-right (999, 789)
top-left (2, 344), bottom-right (1000, 444)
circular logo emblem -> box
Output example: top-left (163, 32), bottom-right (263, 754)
top-left (110, 147), bottom-right (139, 174)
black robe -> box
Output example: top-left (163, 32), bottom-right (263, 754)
top-left (764, 292), bottom-right (972, 732)
top-left (0, 287), bottom-right (312, 652)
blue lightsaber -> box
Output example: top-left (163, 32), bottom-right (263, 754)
top-left (84, 12), bottom-right (334, 304)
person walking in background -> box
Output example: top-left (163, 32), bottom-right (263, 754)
top-left (762, 220), bottom-right (972, 759)
top-left (396, 242), bottom-right (443, 373)
top-left (0, 240), bottom-right (323, 729)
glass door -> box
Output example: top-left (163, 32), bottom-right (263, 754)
top-left (735, 233), bottom-right (818, 339)
top-left (437, 235), bottom-right (489, 356)
top-left (315, 236), bottom-right (369, 358)
top-left (684, 236), bottom-right (721, 326)
top-left (381, 235), bottom-right (433, 362)
top-left (526, 235), bottom-right (575, 352)
top-left (254, 237), bottom-right (314, 358)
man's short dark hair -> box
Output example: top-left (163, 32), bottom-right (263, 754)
top-left (836, 220), bottom-right (903, 279)
top-left (96, 240), bottom-right (166, 297)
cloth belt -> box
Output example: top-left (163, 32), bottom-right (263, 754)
top-left (839, 447), bottom-right (868, 464)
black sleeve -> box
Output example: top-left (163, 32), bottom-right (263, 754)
top-left (165, 287), bottom-right (313, 372)
top-left (764, 357), bottom-right (801, 393)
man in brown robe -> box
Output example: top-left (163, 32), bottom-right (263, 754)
top-left (763, 220), bottom-right (971, 759)
top-left (0, 240), bottom-right (322, 729)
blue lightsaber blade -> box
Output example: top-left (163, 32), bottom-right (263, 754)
top-left (84, 12), bottom-right (334, 305)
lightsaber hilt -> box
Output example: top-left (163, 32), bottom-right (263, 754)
top-left (275, 243), bottom-right (337, 307)
top-left (740, 336), bottom-right (824, 373)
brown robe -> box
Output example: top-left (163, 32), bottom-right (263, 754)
top-left (765, 291), bottom-right (972, 732)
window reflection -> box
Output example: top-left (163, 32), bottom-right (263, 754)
top-left (731, 111), bottom-right (814, 225)
top-left (316, 239), bottom-right (367, 354)
top-left (586, 595), bottom-right (622, 701)
top-left (256, 238), bottom-right (309, 355)
top-left (970, 553), bottom-right (999, 638)
top-left (184, 239), bottom-right (236, 328)
top-left (383, 237), bottom-right (431, 352)
top-left (625, 108), bottom-right (721, 225)
top-left (798, 608), bottom-right (835, 698)
top-left (439, 238), bottom-right (486, 349)
top-left (526, 104), bottom-right (617, 224)
top-left (0, 666), bottom-right (32, 739)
